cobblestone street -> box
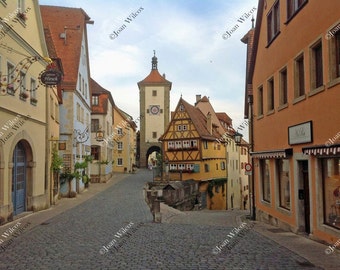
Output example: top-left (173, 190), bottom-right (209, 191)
top-left (0, 170), bottom-right (337, 269)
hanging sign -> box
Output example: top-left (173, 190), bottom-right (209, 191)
top-left (39, 69), bottom-right (62, 86)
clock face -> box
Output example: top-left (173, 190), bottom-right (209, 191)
top-left (150, 105), bottom-right (160, 115)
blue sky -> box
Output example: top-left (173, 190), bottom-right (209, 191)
top-left (39, 0), bottom-right (257, 138)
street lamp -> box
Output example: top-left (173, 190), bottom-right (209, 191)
top-left (234, 131), bottom-right (243, 145)
top-left (233, 130), bottom-right (255, 221)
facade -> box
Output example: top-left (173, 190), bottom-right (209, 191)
top-left (112, 108), bottom-right (137, 173)
top-left (0, 1), bottom-right (55, 223)
top-left (137, 52), bottom-right (171, 167)
top-left (41, 6), bottom-right (93, 196)
top-left (159, 97), bottom-right (228, 210)
top-left (196, 96), bottom-right (250, 210)
top-left (244, 0), bottom-right (340, 245)
top-left (90, 78), bottom-right (114, 182)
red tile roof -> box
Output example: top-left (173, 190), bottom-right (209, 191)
top-left (138, 69), bottom-right (172, 86)
top-left (40, 5), bottom-right (92, 90)
top-left (90, 78), bottom-right (115, 115)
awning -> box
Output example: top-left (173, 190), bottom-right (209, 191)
top-left (250, 148), bottom-right (293, 159)
top-left (302, 144), bottom-right (340, 156)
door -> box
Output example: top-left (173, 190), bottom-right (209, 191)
top-left (12, 142), bottom-right (26, 215)
top-left (301, 160), bottom-right (310, 234)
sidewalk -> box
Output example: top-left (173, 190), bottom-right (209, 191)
top-left (160, 205), bottom-right (340, 270)
top-left (0, 172), bottom-right (128, 235)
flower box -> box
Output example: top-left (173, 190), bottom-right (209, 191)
top-left (19, 92), bottom-right (29, 100)
top-left (17, 12), bottom-right (27, 21)
top-left (30, 97), bottom-right (38, 105)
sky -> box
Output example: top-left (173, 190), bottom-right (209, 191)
top-left (39, 0), bottom-right (258, 139)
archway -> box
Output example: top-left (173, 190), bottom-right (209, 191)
top-left (146, 145), bottom-right (161, 169)
top-left (11, 139), bottom-right (33, 215)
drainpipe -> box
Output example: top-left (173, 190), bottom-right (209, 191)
top-left (249, 94), bottom-right (256, 220)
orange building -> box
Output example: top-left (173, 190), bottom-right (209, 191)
top-left (244, 0), bottom-right (340, 245)
top-left (159, 97), bottom-right (228, 210)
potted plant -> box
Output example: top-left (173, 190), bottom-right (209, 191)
top-left (82, 174), bottom-right (90, 188)
top-left (19, 92), bottom-right (28, 100)
top-left (17, 12), bottom-right (27, 21)
top-left (7, 84), bottom-right (15, 95)
top-left (30, 97), bottom-right (38, 105)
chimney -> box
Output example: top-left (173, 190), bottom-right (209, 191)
top-left (196, 94), bottom-right (201, 102)
top-left (163, 73), bottom-right (166, 78)
top-left (207, 112), bottom-right (212, 134)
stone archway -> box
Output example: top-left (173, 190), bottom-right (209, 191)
top-left (10, 139), bottom-right (33, 216)
top-left (146, 145), bottom-right (161, 168)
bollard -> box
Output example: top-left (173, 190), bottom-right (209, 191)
top-left (152, 197), bottom-right (162, 223)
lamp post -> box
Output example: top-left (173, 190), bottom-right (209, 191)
top-left (233, 130), bottom-right (255, 220)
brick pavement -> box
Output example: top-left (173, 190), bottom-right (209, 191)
top-left (0, 169), bottom-right (338, 269)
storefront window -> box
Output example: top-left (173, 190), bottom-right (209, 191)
top-left (261, 159), bottom-right (271, 202)
top-left (277, 159), bottom-right (290, 210)
top-left (323, 157), bottom-right (340, 229)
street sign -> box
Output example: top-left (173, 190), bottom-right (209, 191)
top-left (245, 163), bottom-right (252, 172)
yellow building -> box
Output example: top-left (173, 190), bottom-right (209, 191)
top-left (0, 1), bottom-right (57, 223)
top-left (112, 107), bottom-right (137, 173)
top-left (90, 78), bottom-right (114, 182)
top-left (160, 97), bottom-right (228, 210)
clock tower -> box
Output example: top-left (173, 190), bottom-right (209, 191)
top-left (137, 51), bottom-right (172, 168)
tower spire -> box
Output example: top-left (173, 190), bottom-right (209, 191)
top-left (152, 50), bottom-right (158, 70)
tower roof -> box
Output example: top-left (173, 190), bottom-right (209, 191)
top-left (138, 51), bottom-right (172, 87)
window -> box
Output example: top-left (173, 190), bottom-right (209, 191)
top-left (294, 54), bottom-right (305, 98)
top-left (117, 142), bottom-right (123, 150)
top-left (287, 0), bottom-right (307, 19)
top-left (277, 159), bottom-right (290, 210)
top-left (187, 164), bottom-right (194, 171)
top-left (175, 141), bottom-right (182, 149)
top-left (182, 125), bottom-right (188, 131)
top-left (7, 62), bottom-right (14, 94)
top-left (177, 164), bottom-right (185, 171)
top-left (177, 125), bottom-right (182, 131)
top-left (30, 78), bottom-right (36, 99)
top-left (221, 161), bottom-right (226, 170)
top-left (92, 95), bottom-right (99, 106)
top-left (258, 86), bottom-right (264, 116)
top-left (106, 121), bottom-right (109, 136)
top-left (82, 78), bottom-right (85, 95)
top-left (18, 0), bottom-right (25, 12)
top-left (267, 78), bottom-right (274, 112)
top-left (261, 159), bottom-right (271, 202)
top-left (168, 141), bottom-right (175, 149)
top-left (216, 163), bottom-right (219, 170)
top-left (203, 141), bottom-right (208, 149)
top-left (117, 127), bottom-right (123, 135)
top-left (267, 0), bottom-right (280, 43)
top-left (322, 158), bottom-right (340, 229)
top-left (85, 83), bottom-right (88, 99)
top-left (179, 104), bottom-right (184, 111)
top-left (55, 103), bottom-right (59, 122)
top-left (78, 74), bottom-right (81, 92)
top-left (117, 158), bottom-right (123, 166)
top-left (152, 132), bottom-right (157, 139)
top-left (190, 140), bottom-right (198, 148)
top-left (183, 140), bottom-right (190, 148)
top-left (279, 68), bottom-right (288, 106)
top-left (330, 30), bottom-right (340, 80)
top-left (91, 119), bottom-right (99, 132)
top-left (20, 71), bottom-right (26, 94)
top-left (152, 90), bottom-right (157, 96)
top-left (80, 107), bottom-right (84, 123)
top-left (204, 164), bottom-right (209, 172)
top-left (170, 164), bottom-right (177, 171)
top-left (91, 146), bottom-right (100, 160)
top-left (311, 41), bottom-right (323, 89)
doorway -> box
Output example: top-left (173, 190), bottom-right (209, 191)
top-left (12, 142), bottom-right (27, 215)
top-left (298, 160), bottom-right (310, 234)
